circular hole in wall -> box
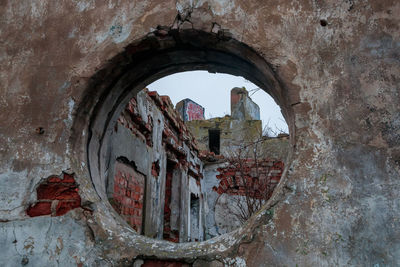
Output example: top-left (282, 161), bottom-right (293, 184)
top-left (74, 29), bottom-right (295, 258)
top-left (108, 71), bottom-right (289, 242)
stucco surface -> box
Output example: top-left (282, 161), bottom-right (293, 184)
top-left (1, 0), bottom-right (399, 266)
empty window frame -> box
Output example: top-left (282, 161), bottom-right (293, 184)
top-left (208, 129), bottom-right (220, 155)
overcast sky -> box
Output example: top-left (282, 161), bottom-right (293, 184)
top-left (147, 71), bottom-right (288, 135)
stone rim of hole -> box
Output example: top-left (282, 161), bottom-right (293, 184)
top-left (70, 28), bottom-right (295, 260)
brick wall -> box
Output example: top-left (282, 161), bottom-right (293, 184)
top-left (111, 161), bottom-right (145, 233)
top-left (213, 159), bottom-right (284, 199)
top-left (26, 173), bottom-right (82, 217)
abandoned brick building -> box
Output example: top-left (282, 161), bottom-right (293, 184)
top-left (110, 89), bottom-right (206, 242)
top-left (106, 87), bottom-right (285, 243)
top-left (1, 1), bottom-right (399, 266)
top-left (185, 87), bottom-right (263, 156)
top-left (183, 87), bottom-right (287, 237)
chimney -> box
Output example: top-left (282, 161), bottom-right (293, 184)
top-left (230, 87), bottom-right (260, 120)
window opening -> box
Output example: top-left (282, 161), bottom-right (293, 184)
top-left (208, 129), bottom-right (221, 155)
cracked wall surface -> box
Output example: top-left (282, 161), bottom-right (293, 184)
top-left (0, 0), bottom-right (399, 266)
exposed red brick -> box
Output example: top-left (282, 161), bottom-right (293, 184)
top-left (215, 159), bottom-right (284, 199)
top-left (111, 161), bottom-right (145, 233)
top-left (56, 199), bottom-right (81, 216)
top-left (26, 173), bottom-right (82, 217)
top-left (37, 183), bottom-right (80, 200)
top-left (151, 161), bottom-right (160, 177)
top-left (62, 173), bottom-right (76, 183)
top-left (26, 201), bottom-right (52, 217)
top-left (217, 187), bottom-right (224, 194)
top-left (114, 184), bottom-right (120, 194)
top-left (133, 193), bottom-right (141, 201)
top-left (48, 176), bottom-right (62, 183)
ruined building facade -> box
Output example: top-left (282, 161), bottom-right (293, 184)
top-left (185, 87), bottom-right (263, 156)
top-left (110, 89), bottom-right (206, 242)
top-left (107, 88), bottom-right (285, 242)
top-left (184, 87), bottom-right (286, 238)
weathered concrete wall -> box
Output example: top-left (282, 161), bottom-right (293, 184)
top-left (202, 163), bottom-right (225, 239)
top-left (186, 89), bottom-right (289, 161)
top-left (187, 117), bottom-right (262, 156)
top-left (0, 0), bottom-right (399, 266)
top-left (186, 88), bottom-right (266, 157)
